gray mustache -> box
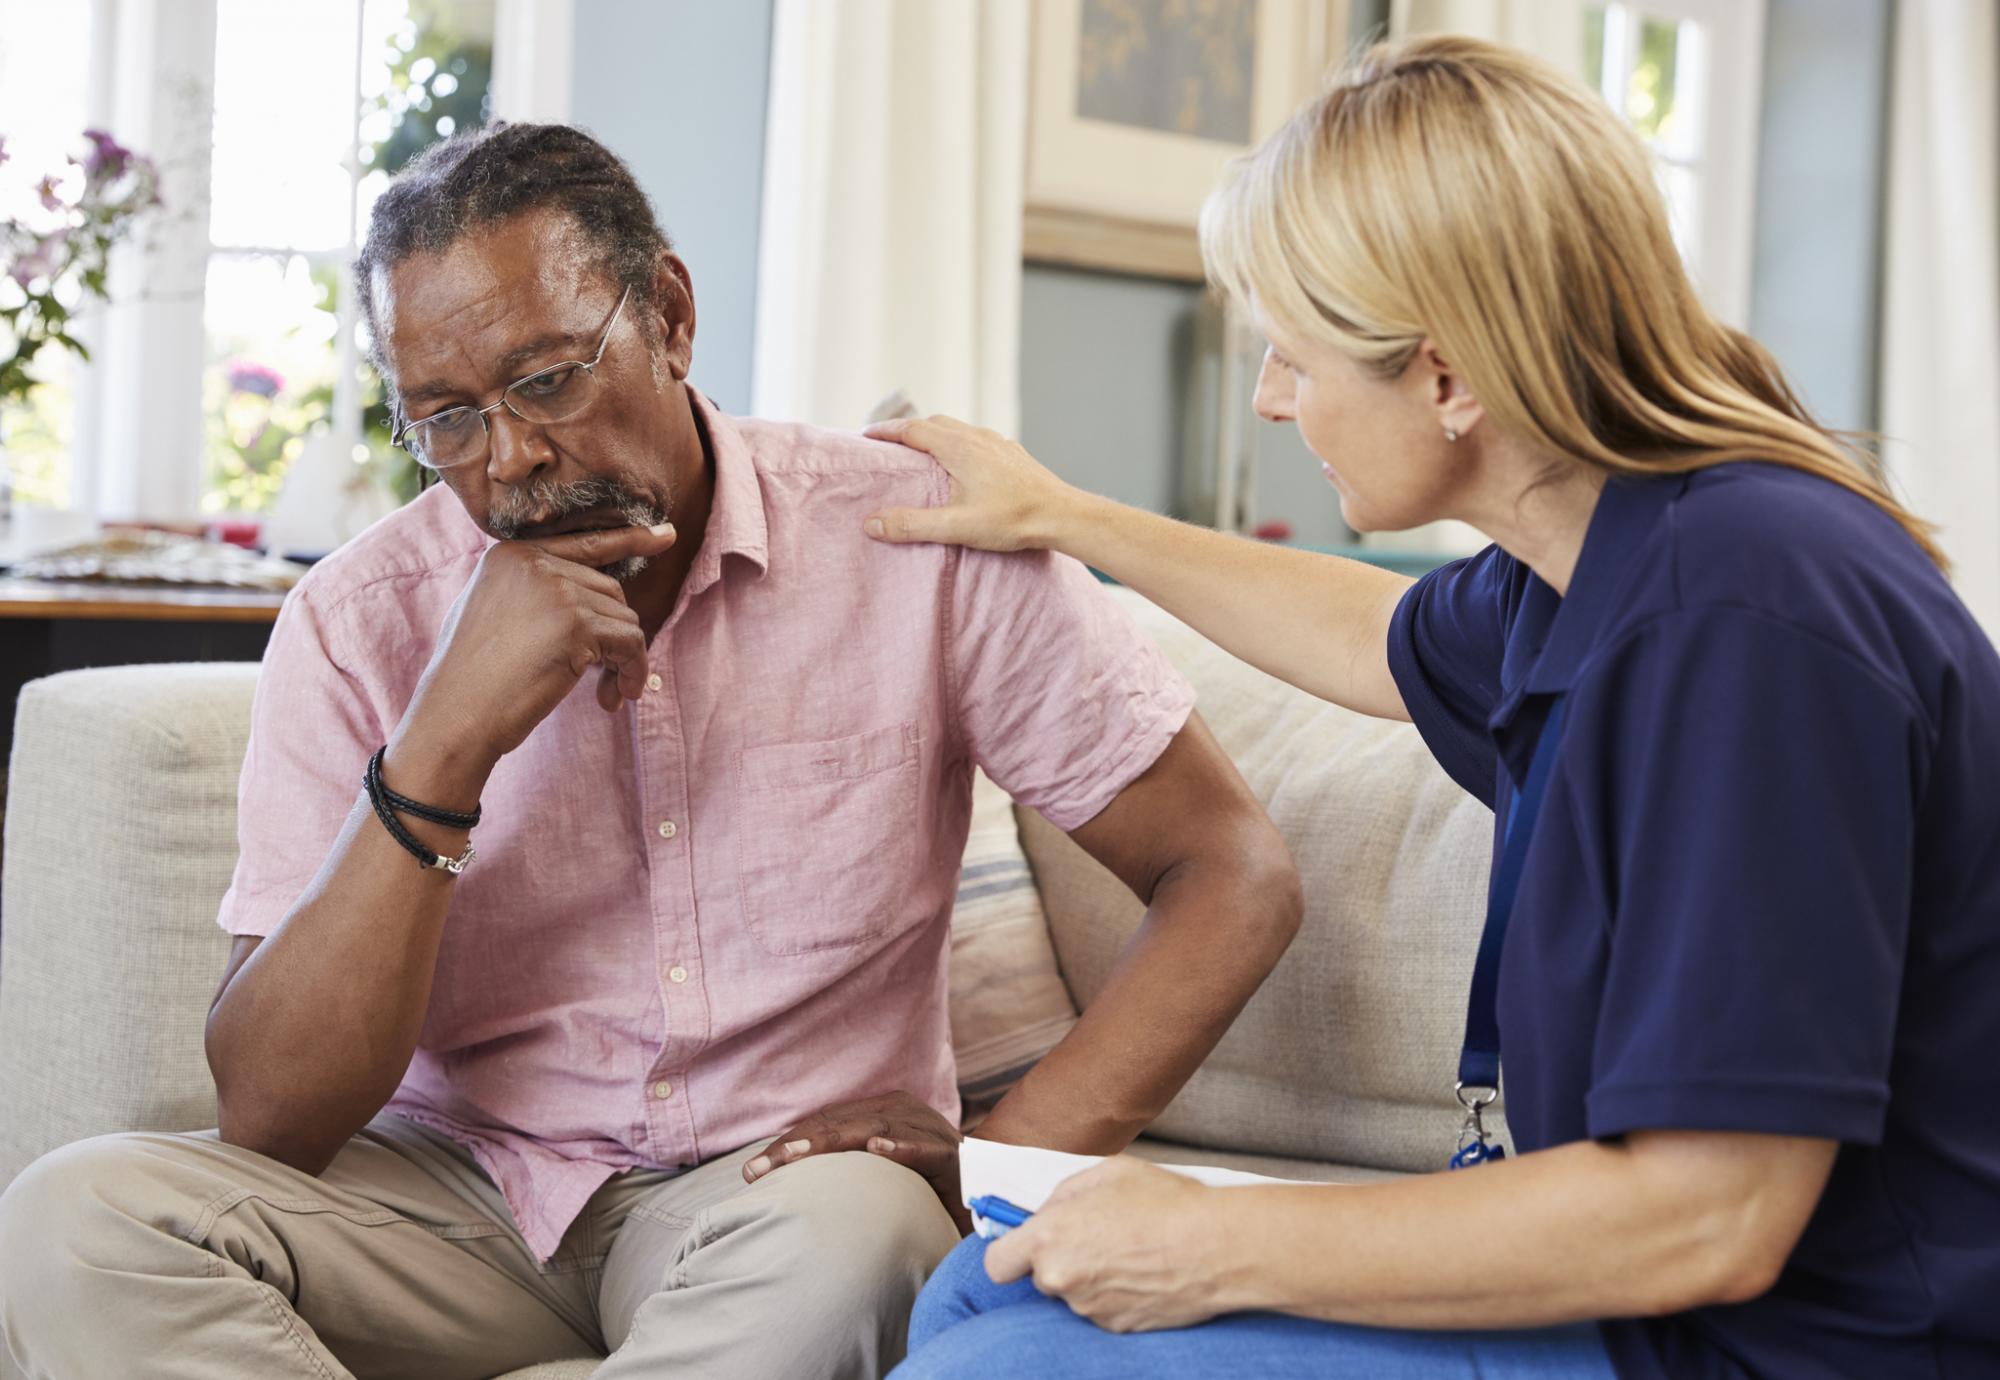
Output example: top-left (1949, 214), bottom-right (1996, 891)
top-left (488, 476), bottom-right (664, 539)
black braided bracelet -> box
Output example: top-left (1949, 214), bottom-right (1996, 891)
top-left (364, 747), bottom-right (479, 874)
top-left (369, 749), bottom-right (481, 828)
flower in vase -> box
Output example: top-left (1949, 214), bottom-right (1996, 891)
top-left (0, 126), bottom-right (163, 409)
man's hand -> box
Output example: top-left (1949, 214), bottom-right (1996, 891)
top-left (742, 1091), bottom-right (971, 1234)
top-left (984, 1156), bottom-right (1228, 1334)
top-left (391, 523), bottom-right (679, 794)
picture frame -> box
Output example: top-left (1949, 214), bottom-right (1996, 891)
top-left (1023, 0), bottom-right (1351, 282)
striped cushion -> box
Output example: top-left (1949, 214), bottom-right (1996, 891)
top-left (948, 769), bottom-right (1079, 1109)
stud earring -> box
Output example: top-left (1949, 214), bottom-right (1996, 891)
top-left (1444, 427), bottom-right (1459, 442)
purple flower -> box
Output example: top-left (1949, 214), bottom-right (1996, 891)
top-left (226, 359), bottom-right (286, 398)
top-left (8, 231), bottom-right (68, 288)
top-left (36, 175), bottom-right (65, 212)
top-left (80, 128), bottom-right (132, 183)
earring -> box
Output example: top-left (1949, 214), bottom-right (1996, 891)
top-left (1444, 427), bottom-right (1459, 442)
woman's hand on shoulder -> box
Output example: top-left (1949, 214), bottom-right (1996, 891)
top-left (984, 1156), bottom-right (1237, 1333)
top-left (863, 414), bottom-right (1082, 554)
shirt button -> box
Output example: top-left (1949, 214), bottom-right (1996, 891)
top-left (668, 965), bottom-right (689, 984)
top-left (657, 820), bottom-right (677, 839)
top-left (653, 1081), bottom-right (673, 1100)
top-left (645, 673), bottom-right (662, 692)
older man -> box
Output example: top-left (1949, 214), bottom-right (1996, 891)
top-left (0, 125), bottom-right (1300, 1379)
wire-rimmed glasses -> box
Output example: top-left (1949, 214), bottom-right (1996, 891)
top-left (393, 285), bottom-right (632, 470)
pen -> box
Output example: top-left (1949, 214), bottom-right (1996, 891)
top-left (968, 1194), bottom-right (1033, 1238)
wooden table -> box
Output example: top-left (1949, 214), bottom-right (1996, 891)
top-left (0, 578), bottom-right (286, 761)
top-left (0, 578), bottom-right (288, 623)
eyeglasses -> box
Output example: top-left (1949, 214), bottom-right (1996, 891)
top-left (393, 285), bottom-right (632, 471)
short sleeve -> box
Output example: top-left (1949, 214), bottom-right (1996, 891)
top-left (1570, 608), bottom-right (1922, 1145)
top-left (212, 586), bottom-right (385, 938)
top-left (947, 550), bottom-right (1196, 832)
top-left (1386, 544), bottom-right (1520, 806)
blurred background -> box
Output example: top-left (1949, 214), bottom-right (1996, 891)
top-left (0, 0), bottom-right (1993, 604)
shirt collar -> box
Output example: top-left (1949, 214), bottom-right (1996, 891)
top-left (1490, 471), bottom-right (1686, 730)
top-left (685, 386), bottom-right (770, 591)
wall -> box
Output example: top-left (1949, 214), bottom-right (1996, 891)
top-left (568, 0), bottom-right (775, 413)
top-left (1018, 266), bottom-right (1192, 518)
top-left (1747, 0), bottom-right (1894, 432)
top-left (1018, 265), bottom-right (1357, 544)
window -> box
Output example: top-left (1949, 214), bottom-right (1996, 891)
top-left (1583, 0), bottom-right (1766, 326)
top-left (203, 0), bottom-right (496, 517)
top-left (6, 0), bottom-right (571, 527)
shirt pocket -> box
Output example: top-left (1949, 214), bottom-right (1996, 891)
top-left (735, 722), bottom-right (922, 954)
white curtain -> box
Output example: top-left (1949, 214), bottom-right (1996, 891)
top-left (491, 0), bottom-right (574, 124)
top-left (751, 0), bottom-right (1027, 433)
top-left (1880, 0), bottom-right (2000, 633)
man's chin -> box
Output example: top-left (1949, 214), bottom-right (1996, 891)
top-left (605, 554), bottom-right (651, 582)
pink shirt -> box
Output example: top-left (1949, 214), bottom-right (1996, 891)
top-left (216, 393), bottom-right (1194, 1260)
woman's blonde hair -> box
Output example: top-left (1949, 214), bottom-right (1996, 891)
top-left (1199, 34), bottom-right (1946, 568)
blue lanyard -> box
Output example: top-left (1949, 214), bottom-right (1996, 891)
top-left (1449, 695), bottom-right (1569, 1169)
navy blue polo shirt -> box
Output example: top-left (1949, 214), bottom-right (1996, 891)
top-left (1388, 462), bottom-right (2000, 1380)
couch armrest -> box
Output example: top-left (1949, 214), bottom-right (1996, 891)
top-left (0, 663), bottom-right (259, 1190)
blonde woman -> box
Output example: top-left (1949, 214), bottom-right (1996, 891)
top-left (876, 35), bottom-right (2000, 1380)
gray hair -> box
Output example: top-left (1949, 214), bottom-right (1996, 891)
top-left (356, 121), bottom-right (672, 379)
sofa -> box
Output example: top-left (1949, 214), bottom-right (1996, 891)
top-left (0, 589), bottom-right (1501, 1380)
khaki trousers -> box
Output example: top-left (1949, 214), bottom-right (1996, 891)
top-left (0, 1113), bottom-right (959, 1380)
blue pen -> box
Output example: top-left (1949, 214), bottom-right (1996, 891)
top-left (968, 1194), bottom-right (1033, 1239)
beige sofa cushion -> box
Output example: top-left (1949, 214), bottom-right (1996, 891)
top-left (1020, 591), bottom-right (1502, 1174)
top-left (0, 665), bottom-right (255, 1187)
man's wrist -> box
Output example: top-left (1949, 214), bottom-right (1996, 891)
top-left (976, 1085), bottom-right (1133, 1156)
top-left (381, 723), bottom-right (495, 814)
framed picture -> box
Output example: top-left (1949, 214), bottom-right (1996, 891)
top-left (1024, 0), bottom-right (1350, 281)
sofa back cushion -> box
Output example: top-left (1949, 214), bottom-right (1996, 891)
top-left (0, 664), bottom-right (254, 1187)
top-left (1017, 590), bottom-right (1502, 1173)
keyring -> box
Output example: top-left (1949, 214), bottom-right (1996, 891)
top-left (1454, 1081), bottom-right (1499, 1111)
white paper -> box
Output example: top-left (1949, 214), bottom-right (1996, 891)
top-left (959, 1137), bottom-right (1315, 1214)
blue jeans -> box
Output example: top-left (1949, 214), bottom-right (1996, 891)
top-left (891, 1236), bottom-right (1619, 1380)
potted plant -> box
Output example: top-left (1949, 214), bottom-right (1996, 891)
top-left (0, 129), bottom-right (163, 521)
